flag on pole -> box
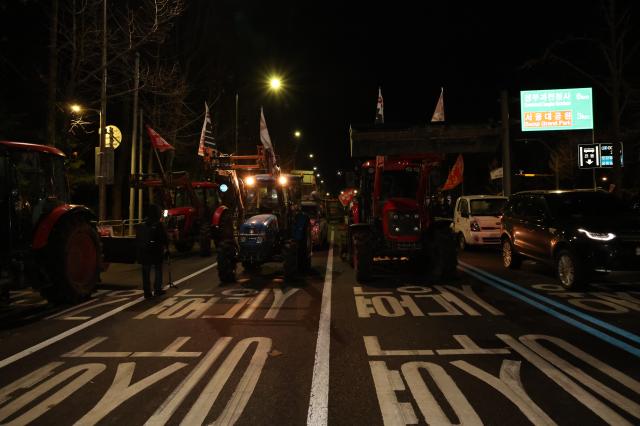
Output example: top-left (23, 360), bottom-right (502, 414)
top-left (198, 102), bottom-right (216, 156)
top-left (260, 107), bottom-right (277, 166)
top-left (146, 125), bottom-right (174, 152)
top-left (375, 87), bottom-right (384, 124)
top-left (441, 154), bottom-right (463, 190)
top-left (431, 87), bottom-right (445, 122)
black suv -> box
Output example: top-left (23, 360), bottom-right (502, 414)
top-left (501, 190), bottom-right (640, 289)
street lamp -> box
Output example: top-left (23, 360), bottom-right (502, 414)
top-left (309, 153), bottom-right (314, 159)
top-left (70, 103), bottom-right (106, 220)
top-left (269, 77), bottom-right (282, 91)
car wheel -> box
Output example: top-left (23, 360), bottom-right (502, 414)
top-left (502, 238), bottom-right (521, 269)
top-left (556, 249), bottom-right (586, 289)
top-left (457, 232), bottom-right (466, 251)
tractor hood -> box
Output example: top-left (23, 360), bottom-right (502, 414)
top-left (240, 214), bottom-right (277, 233)
top-left (382, 198), bottom-right (419, 213)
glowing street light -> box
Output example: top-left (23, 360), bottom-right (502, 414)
top-left (269, 76), bottom-right (282, 92)
top-left (294, 130), bottom-right (301, 138)
top-left (316, 173), bottom-right (321, 178)
top-left (309, 153), bottom-right (314, 159)
top-left (313, 166), bottom-right (317, 171)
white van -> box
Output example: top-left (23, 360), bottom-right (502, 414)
top-left (452, 195), bottom-right (507, 250)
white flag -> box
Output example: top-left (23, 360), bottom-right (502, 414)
top-left (431, 87), bottom-right (445, 122)
top-left (260, 107), bottom-right (276, 165)
top-left (375, 87), bottom-right (384, 124)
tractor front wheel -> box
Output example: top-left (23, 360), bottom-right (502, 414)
top-left (40, 215), bottom-right (100, 304)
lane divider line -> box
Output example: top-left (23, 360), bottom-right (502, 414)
top-left (307, 230), bottom-right (334, 426)
top-left (459, 265), bottom-right (640, 358)
top-left (0, 262), bottom-right (218, 370)
top-left (459, 260), bottom-right (640, 346)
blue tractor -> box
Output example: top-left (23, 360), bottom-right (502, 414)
top-left (216, 173), bottom-right (311, 281)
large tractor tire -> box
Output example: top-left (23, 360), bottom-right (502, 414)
top-left (354, 232), bottom-right (373, 282)
top-left (199, 223), bottom-right (212, 257)
top-left (217, 240), bottom-right (237, 283)
top-left (40, 215), bottom-right (100, 304)
top-left (425, 226), bottom-right (458, 281)
top-left (283, 240), bottom-right (298, 280)
top-left (298, 225), bottom-right (312, 273)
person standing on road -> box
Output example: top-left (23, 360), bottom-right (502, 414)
top-left (136, 204), bottom-right (169, 299)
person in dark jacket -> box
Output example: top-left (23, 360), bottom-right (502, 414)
top-left (136, 204), bottom-right (169, 298)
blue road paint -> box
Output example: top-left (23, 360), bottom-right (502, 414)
top-left (458, 264), bottom-right (640, 359)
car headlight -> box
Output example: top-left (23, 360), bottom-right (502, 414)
top-left (578, 228), bottom-right (616, 241)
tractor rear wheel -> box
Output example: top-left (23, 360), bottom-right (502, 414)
top-left (40, 215), bottom-right (100, 304)
top-left (354, 232), bottom-right (373, 282)
top-left (217, 240), bottom-right (237, 283)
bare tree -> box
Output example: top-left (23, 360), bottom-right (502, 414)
top-left (524, 0), bottom-right (639, 192)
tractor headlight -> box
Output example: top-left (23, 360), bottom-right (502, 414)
top-left (245, 176), bottom-right (255, 186)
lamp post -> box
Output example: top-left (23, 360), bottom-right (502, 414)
top-left (70, 104), bottom-right (107, 220)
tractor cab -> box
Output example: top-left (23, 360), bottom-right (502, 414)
top-left (1, 143), bottom-right (70, 254)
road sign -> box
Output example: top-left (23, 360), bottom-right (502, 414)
top-left (599, 143), bottom-right (623, 168)
top-left (521, 88), bottom-right (593, 131)
top-left (578, 144), bottom-right (599, 168)
top-left (104, 125), bottom-right (122, 149)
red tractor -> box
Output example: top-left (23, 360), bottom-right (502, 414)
top-left (344, 124), bottom-right (500, 282)
top-left (0, 141), bottom-right (101, 304)
top-left (344, 155), bottom-right (457, 282)
top-left (140, 172), bottom-right (217, 256)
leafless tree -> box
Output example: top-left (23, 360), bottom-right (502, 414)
top-left (523, 0), bottom-right (639, 192)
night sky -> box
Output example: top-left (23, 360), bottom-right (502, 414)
top-left (1, 0), bottom-right (637, 193)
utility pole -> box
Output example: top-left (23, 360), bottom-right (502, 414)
top-left (128, 52), bottom-right (139, 233)
top-left (98, 0), bottom-right (108, 221)
top-left (138, 108), bottom-right (144, 220)
top-left (235, 92), bottom-right (239, 153)
top-left (500, 90), bottom-right (512, 196)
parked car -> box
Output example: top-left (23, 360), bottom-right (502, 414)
top-left (452, 195), bottom-right (507, 250)
top-left (301, 201), bottom-right (329, 248)
top-left (501, 189), bottom-right (640, 289)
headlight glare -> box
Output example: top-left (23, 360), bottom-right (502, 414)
top-left (578, 228), bottom-right (616, 241)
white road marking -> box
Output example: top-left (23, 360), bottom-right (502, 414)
top-left (0, 262), bottom-right (217, 370)
top-left (307, 230), bottom-right (334, 426)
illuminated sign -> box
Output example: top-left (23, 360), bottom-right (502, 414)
top-left (521, 88), bottom-right (593, 131)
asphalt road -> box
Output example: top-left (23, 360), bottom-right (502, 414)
top-left (0, 229), bottom-right (639, 425)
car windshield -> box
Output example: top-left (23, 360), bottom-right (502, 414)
top-left (470, 198), bottom-right (506, 216)
top-left (546, 192), bottom-right (633, 218)
top-left (380, 170), bottom-right (419, 200)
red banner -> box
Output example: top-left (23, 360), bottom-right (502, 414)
top-left (146, 125), bottom-right (175, 152)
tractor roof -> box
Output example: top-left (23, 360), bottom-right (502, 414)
top-left (0, 141), bottom-right (66, 157)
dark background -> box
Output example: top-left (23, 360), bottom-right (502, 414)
top-left (1, 0), bottom-right (638, 198)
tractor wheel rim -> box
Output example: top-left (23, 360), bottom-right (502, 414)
top-left (558, 255), bottom-right (574, 286)
top-left (67, 232), bottom-right (96, 287)
top-left (503, 242), bottom-right (511, 266)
